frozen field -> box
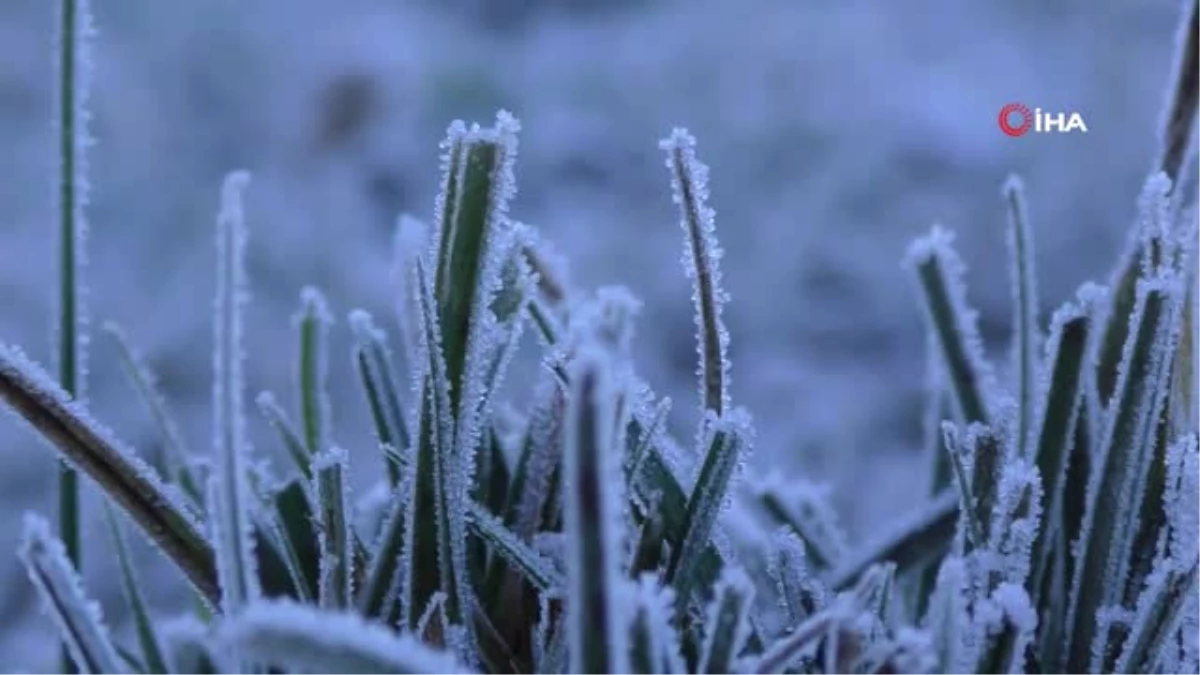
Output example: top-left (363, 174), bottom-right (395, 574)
top-left (0, 0), bottom-right (1188, 667)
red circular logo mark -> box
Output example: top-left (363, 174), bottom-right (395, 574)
top-left (998, 103), bottom-right (1033, 137)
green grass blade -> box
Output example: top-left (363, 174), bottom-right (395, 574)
top-left (753, 605), bottom-right (845, 674)
top-left (906, 226), bottom-right (995, 425)
top-left (102, 322), bottom-right (200, 505)
top-left (254, 391), bottom-right (311, 480)
top-left (665, 410), bottom-right (751, 607)
top-left (465, 502), bottom-right (562, 592)
top-left (295, 287), bottom-right (333, 459)
top-left (349, 310), bottom-right (411, 486)
top-left (1066, 273), bottom-right (1182, 671)
top-left (103, 505), bottom-right (168, 674)
top-left (314, 447), bottom-right (353, 609)
top-left (1003, 175), bottom-right (1040, 458)
top-left (357, 481), bottom-right (409, 620)
top-left (661, 129), bottom-right (731, 419)
top-left (20, 513), bottom-right (121, 674)
top-left (210, 170), bottom-right (260, 614)
top-left (564, 347), bottom-right (629, 675)
top-left (1157, 0), bottom-right (1199, 185)
top-left (0, 343), bottom-right (218, 605)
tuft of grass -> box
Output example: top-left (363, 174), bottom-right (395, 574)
top-left (0, 1), bottom-right (1196, 673)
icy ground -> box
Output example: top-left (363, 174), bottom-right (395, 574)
top-left (0, 0), bottom-right (1187, 667)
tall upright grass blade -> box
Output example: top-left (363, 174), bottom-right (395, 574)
top-left (216, 600), bottom-right (467, 673)
top-left (1157, 0), bottom-right (1199, 185)
top-left (1003, 176), bottom-right (1040, 458)
top-left (661, 129), bottom-right (731, 421)
top-left (1114, 557), bottom-right (1199, 673)
top-left (357, 480), bottom-right (409, 620)
top-left (697, 567), bottom-right (755, 674)
top-left (102, 505), bottom-right (168, 674)
top-left (0, 344), bottom-right (218, 604)
top-left (295, 287), bottom-right (333, 459)
top-left (210, 169), bottom-right (260, 614)
top-left (564, 347), bottom-right (629, 674)
top-left (20, 513), bottom-right (121, 674)
top-left (1065, 273), bottom-right (1183, 672)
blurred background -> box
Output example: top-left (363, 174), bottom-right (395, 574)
top-left (0, 0), bottom-right (1190, 667)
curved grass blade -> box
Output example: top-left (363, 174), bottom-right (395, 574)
top-left (20, 513), bottom-right (121, 674)
top-left (466, 502), bottom-right (562, 592)
top-left (0, 343), bottom-right (218, 604)
top-left (103, 505), bottom-right (168, 674)
top-left (216, 600), bottom-right (467, 674)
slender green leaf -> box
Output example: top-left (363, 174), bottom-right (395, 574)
top-left (103, 506), bottom-right (168, 674)
top-left (349, 310), bottom-right (410, 486)
top-left (315, 447), bottom-right (353, 609)
top-left (1003, 175), bottom-right (1040, 459)
top-left (295, 287), bottom-right (333, 459)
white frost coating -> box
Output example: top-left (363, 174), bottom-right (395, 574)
top-left (752, 470), bottom-right (847, 567)
top-left (990, 583), bottom-right (1038, 672)
top-left (51, 0), bottom-right (96, 403)
top-left (660, 128), bottom-right (732, 424)
top-left (1164, 436), bottom-right (1200, 560)
top-left (354, 480), bottom-right (393, 549)
top-left (159, 615), bottom-right (214, 674)
top-left (211, 169), bottom-right (260, 614)
top-left (925, 556), bottom-right (969, 673)
top-left (216, 599), bottom-right (467, 673)
top-left (1136, 172), bottom-right (1176, 277)
top-left (991, 458), bottom-right (1042, 586)
top-left (904, 224), bottom-right (1000, 418)
top-left (632, 573), bottom-right (686, 674)
top-left (19, 513), bottom-right (122, 674)
top-left (466, 502), bottom-right (562, 591)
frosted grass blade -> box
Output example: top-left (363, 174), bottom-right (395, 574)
top-left (350, 310), bottom-right (410, 486)
top-left (828, 490), bottom-right (958, 590)
top-left (255, 391), bottom-right (311, 480)
top-left (0, 344), bottom-right (218, 604)
top-left (466, 502), bottom-right (562, 592)
top-left (1114, 557), bottom-right (1199, 673)
top-left (665, 410), bottom-right (751, 607)
top-left (102, 322), bottom-right (200, 506)
top-left (753, 605), bottom-right (845, 674)
top-left (19, 514), bottom-right (121, 674)
top-left (628, 574), bottom-right (685, 674)
top-left (216, 600), bottom-right (467, 673)
top-left (53, 0), bottom-right (95, 597)
top-left (975, 584), bottom-right (1037, 675)
top-left (661, 129), bottom-right (731, 419)
top-left (314, 447), bottom-right (353, 609)
top-left (698, 567), bottom-right (755, 674)
top-left (1157, 0), bottom-right (1199, 185)
top-left (295, 287), bottom-right (333, 459)
top-left (1026, 290), bottom-right (1096, 605)
top-left (210, 170), bottom-right (260, 613)
top-left (1003, 176), bottom-right (1040, 458)
top-left (357, 481), bottom-right (409, 620)
top-left (906, 226), bottom-right (995, 425)
top-left (564, 347), bottom-right (629, 675)
top-left (1066, 274), bottom-right (1182, 672)
top-left (103, 505), bottom-right (168, 674)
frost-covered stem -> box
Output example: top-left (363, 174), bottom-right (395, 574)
top-left (1114, 558), bottom-right (1199, 673)
top-left (0, 344), bottom-right (218, 604)
top-left (1003, 176), bottom-right (1039, 458)
top-left (628, 575), bottom-right (685, 674)
top-left (565, 348), bottom-right (628, 675)
top-left (754, 606), bottom-right (843, 673)
top-left (216, 600), bottom-right (466, 673)
top-left (349, 310), bottom-right (410, 486)
top-left (19, 514), bottom-right (120, 674)
top-left (665, 411), bottom-right (750, 607)
top-left (54, 0), bottom-right (94, 616)
top-left (661, 129), bottom-right (731, 420)
top-left (315, 448), bottom-right (352, 609)
top-left (296, 287), bottom-right (333, 459)
top-left (211, 170), bottom-right (260, 613)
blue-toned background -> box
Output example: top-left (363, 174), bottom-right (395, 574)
top-left (0, 0), bottom-right (1188, 667)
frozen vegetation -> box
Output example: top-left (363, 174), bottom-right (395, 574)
top-left (0, 0), bottom-right (1197, 672)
